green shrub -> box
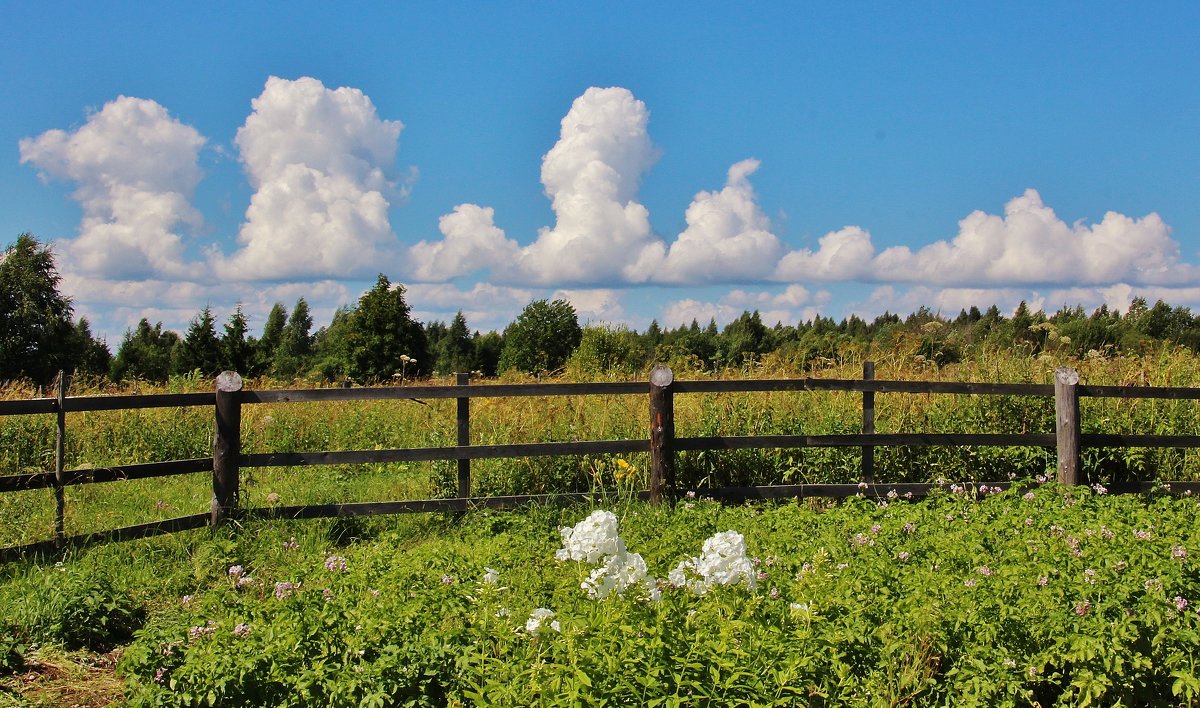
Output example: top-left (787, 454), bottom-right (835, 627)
top-left (11, 565), bottom-right (146, 651)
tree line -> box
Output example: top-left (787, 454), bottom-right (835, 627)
top-left (6, 232), bottom-right (1200, 386)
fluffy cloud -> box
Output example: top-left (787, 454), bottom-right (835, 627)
top-left (550, 288), bottom-right (626, 323)
top-left (19, 96), bottom-right (206, 279)
top-left (657, 159), bottom-right (784, 284)
top-left (406, 282), bottom-right (536, 332)
top-left (773, 190), bottom-right (1186, 288)
top-left (872, 189), bottom-right (1187, 287)
top-left (409, 204), bottom-right (520, 281)
top-left (216, 76), bottom-right (407, 280)
top-left (515, 87), bottom-right (665, 284)
top-left (774, 226), bottom-right (876, 282)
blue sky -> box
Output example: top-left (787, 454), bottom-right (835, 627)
top-left (4, 2), bottom-right (1199, 346)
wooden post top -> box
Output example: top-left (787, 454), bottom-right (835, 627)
top-left (650, 365), bottom-right (674, 388)
top-left (216, 371), bottom-right (244, 393)
top-left (1055, 367), bottom-right (1079, 386)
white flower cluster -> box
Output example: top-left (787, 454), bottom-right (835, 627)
top-left (668, 530), bottom-right (757, 594)
top-left (556, 510), bottom-right (624, 563)
top-left (525, 607), bottom-right (560, 634)
top-left (557, 510), bottom-right (651, 599)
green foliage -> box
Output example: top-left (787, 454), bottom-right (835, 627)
top-left (96, 491), bottom-right (1200, 705)
top-left (432, 311), bottom-right (473, 375)
top-left (0, 233), bottom-right (77, 385)
top-left (0, 621), bottom-right (25, 675)
top-left (471, 330), bottom-right (503, 377)
top-left (499, 299), bottom-right (582, 374)
top-left (343, 275), bottom-right (429, 382)
top-left (7, 565), bottom-right (146, 651)
top-left (220, 305), bottom-right (254, 377)
top-left (274, 298), bottom-right (314, 379)
top-left (569, 324), bottom-right (644, 376)
top-left (255, 302), bottom-right (288, 376)
top-left (172, 307), bottom-right (222, 378)
top-left (111, 319), bottom-right (180, 382)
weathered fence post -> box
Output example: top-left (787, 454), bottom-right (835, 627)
top-left (649, 366), bottom-right (676, 505)
top-left (862, 361), bottom-right (875, 484)
top-left (457, 372), bottom-right (471, 498)
top-left (212, 371), bottom-right (243, 526)
top-left (54, 371), bottom-right (66, 543)
top-left (1054, 367), bottom-right (1081, 486)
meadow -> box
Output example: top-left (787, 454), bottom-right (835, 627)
top-left (3, 348), bottom-right (1200, 704)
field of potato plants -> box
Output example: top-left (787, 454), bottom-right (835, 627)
top-left (2, 485), bottom-right (1199, 705)
top-left (3, 351), bottom-right (1200, 704)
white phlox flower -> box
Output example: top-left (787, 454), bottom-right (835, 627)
top-left (582, 548), bottom-right (649, 599)
top-left (556, 510), bottom-right (623, 563)
top-left (670, 530), bottom-right (757, 594)
top-left (526, 607), bottom-right (559, 634)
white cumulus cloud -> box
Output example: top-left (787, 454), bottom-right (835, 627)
top-left (657, 159), bottom-right (784, 284)
top-left (409, 204), bottom-right (520, 281)
top-left (515, 87), bottom-right (667, 284)
top-left (550, 288), bottom-right (626, 323)
top-left (19, 96), bottom-right (206, 280)
top-left (871, 189), bottom-right (1187, 286)
top-left (216, 76), bottom-right (407, 281)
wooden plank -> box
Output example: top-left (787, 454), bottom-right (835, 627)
top-left (63, 392), bottom-right (214, 412)
top-left (63, 458), bottom-right (212, 485)
top-left (1082, 434), bottom-right (1200, 448)
top-left (1079, 385), bottom-right (1200, 400)
top-left (0, 399), bottom-right (57, 416)
top-left (649, 366), bottom-right (675, 505)
top-left (241, 438), bottom-right (650, 468)
top-left (674, 433), bottom-right (1055, 451)
top-left (671, 379), bottom-right (811, 394)
top-left (861, 362), bottom-right (875, 484)
top-left (54, 373), bottom-right (66, 542)
top-left (804, 379), bottom-right (1055, 396)
top-left (456, 373), bottom-right (471, 498)
top-left (671, 378), bottom-right (1054, 396)
top-left (212, 372), bottom-right (243, 526)
top-left (1055, 368), bottom-right (1081, 486)
top-left (241, 380), bottom-right (648, 404)
top-left (0, 471), bottom-right (55, 492)
top-left (243, 491), bottom-right (654, 519)
top-left (0, 512), bottom-right (210, 563)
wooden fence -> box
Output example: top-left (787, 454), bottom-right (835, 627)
top-left (3, 363), bottom-right (1200, 561)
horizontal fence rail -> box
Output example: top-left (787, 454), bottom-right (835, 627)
top-left (4, 363), bottom-right (1200, 561)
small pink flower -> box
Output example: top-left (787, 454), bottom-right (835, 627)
top-left (1074, 600), bottom-right (1090, 616)
top-left (324, 556), bottom-right (348, 572)
top-left (976, 566), bottom-right (993, 577)
top-left (1036, 576), bottom-right (1049, 587)
top-left (1172, 546), bottom-right (1188, 560)
top-left (1175, 596), bottom-right (1189, 611)
top-left (897, 551), bottom-right (911, 561)
top-left (233, 623), bottom-right (251, 638)
top-left (1023, 492), bottom-right (1036, 502)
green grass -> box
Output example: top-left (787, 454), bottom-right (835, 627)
top-left (3, 486), bottom-right (1199, 705)
top-left (6, 349), bottom-right (1200, 549)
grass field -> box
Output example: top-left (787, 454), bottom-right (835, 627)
top-left (4, 349), bottom-right (1200, 704)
